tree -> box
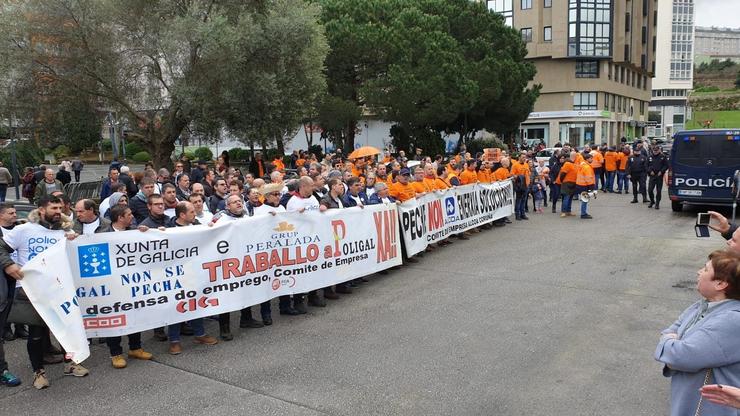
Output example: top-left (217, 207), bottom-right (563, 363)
top-left (221, 0), bottom-right (328, 156)
top-left (318, 0), bottom-right (539, 153)
top-left (316, 95), bottom-right (362, 151)
top-left (317, 0), bottom-right (404, 151)
top-left (40, 88), bottom-right (102, 153)
top-left (0, 0), bottom-right (326, 168)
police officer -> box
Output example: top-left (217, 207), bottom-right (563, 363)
top-left (626, 147), bottom-right (649, 204)
top-left (647, 145), bottom-right (669, 209)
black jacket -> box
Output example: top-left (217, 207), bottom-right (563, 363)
top-left (119, 173), bottom-right (138, 198)
top-left (208, 193), bottom-right (225, 214)
top-left (129, 193), bottom-right (150, 224)
top-left (647, 152), bottom-right (669, 176)
top-left (139, 214), bottom-right (171, 228)
top-left (626, 153), bottom-right (648, 176)
top-left (189, 167), bottom-right (204, 185)
top-left (56, 170), bottom-right (71, 186)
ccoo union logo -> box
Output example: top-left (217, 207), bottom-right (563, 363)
top-left (445, 197), bottom-right (456, 217)
top-left (78, 243), bottom-right (111, 278)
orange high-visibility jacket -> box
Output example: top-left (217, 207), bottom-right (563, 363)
top-left (511, 162), bottom-right (531, 187)
top-left (576, 162), bottom-right (596, 186)
top-left (423, 177), bottom-right (439, 191)
top-left (617, 152), bottom-right (629, 170)
top-left (477, 169), bottom-right (492, 183)
top-left (459, 169), bottom-right (478, 185)
top-left (557, 161), bottom-right (578, 184)
top-left (604, 151), bottom-right (618, 171)
top-left (389, 182), bottom-right (416, 202)
top-left (493, 167), bottom-right (511, 181)
top-left (589, 151), bottom-right (604, 169)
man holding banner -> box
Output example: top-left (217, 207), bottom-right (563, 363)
top-left (104, 205), bottom-right (155, 367)
top-left (0, 195), bottom-right (89, 389)
top-left (169, 202), bottom-right (219, 354)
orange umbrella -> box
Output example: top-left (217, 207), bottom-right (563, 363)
top-left (348, 146), bottom-right (380, 160)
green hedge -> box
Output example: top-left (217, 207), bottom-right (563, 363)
top-left (132, 151), bottom-right (152, 163)
top-left (193, 147), bottom-right (213, 161)
top-left (125, 142), bottom-right (145, 156)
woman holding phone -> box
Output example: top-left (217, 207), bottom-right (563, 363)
top-left (655, 250), bottom-right (740, 416)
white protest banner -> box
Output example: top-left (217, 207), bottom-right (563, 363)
top-left (21, 241), bottom-right (91, 363)
top-left (22, 204), bottom-right (402, 358)
top-left (398, 181), bottom-right (514, 256)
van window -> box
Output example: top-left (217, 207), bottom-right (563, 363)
top-left (715, 138), bottom-right (740, 167)
top-left (674, 137), bottom-right (704, 167)
top-left (674, 135), bottom-right (740, 168)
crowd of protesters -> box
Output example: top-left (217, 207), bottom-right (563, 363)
top-left (0, 140), bottom-right (738, 416)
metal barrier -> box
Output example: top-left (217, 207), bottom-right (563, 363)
top-left (64, 180), bottom-right (104, 202)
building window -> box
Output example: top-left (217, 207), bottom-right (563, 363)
top-left (568, 0), bottom-right (612, 57)
top-left (575, 60), bottom-right (599, 78)
top-left (487, 0), bottom-right (513, 27)
top-left (625, 13), bottom-right (631, 32)
top-left (608, 63), bottom-right (612, 80)
top-left (670, 0), bottom-right (694, 81)
top-left (620, 66), bottom-right (625, 83)
top-left (544, 0), bottom-right (552, 7)
top-left (521, 27), bottom-right (533, 43)
top-left (521, 0), bottom-right (532, 10)
top-left (604, 93), bottom-right (610, 110)
top-left (574, 92), bottom-right (597, 110)
top-left (640, 101), bottom-right (645, 115)
top-left (544, 26), bottom-right (552, 41)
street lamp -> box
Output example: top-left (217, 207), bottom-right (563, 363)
top-left (107, 112), bottom-right (119, 160)
top-left (9, 114), bottom-right (19, 200)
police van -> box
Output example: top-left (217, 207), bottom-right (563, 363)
top-left (668, 129), bottom-right (740, 212)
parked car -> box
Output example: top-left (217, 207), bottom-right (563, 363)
top-left (535, 148), bottom-right (557, 167)
top-left (12, 202), bottom-right (35, 224)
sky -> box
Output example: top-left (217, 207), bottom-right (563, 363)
top-left (695, 0), bottom-right (740, 29)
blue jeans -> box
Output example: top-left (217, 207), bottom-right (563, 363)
top-left (617, 172), bottom-right (628, 192)
top-left (549, 184), bottom-right (561, 207)
top-left (580, 200), bottom-right (589, 216)
top-left (561, 192), bottom-right (573, 213)
top-left (605, 171), bottom-right (615, 191)
top-left (168, 318), bottom-right (205, 343)
top-left (515, 191), bottom-right (527, 217)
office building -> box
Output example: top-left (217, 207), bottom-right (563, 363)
top-left (649, 0), bottom-right (694, 138)
top-left (487, 0), bottom-right (655, 146)
top-left (695, 26), bottom-right (740, 61)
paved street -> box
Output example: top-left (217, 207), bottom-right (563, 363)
top-left (0, 189), bottom-right (724, 415)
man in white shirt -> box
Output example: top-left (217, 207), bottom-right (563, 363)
top-left (72, 199), bottom-right (111, 235)
top-left (283, 177), bottom-right (322, 313)
top-left (188, 193), bottom-right (213, 224)
top-left (161, 183), bottom-right (179, 218)
top-left (285, 176), bottom-right (321, 213)
top-left (0, 195), bottom-right (88, 389)
top-left (253, 184), bottom-right (286, 216)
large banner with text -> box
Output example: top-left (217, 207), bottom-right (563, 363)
top-left (398, 181), bottom-right (514, 256)
top-left (21, 204), bottom-right (402, 362)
